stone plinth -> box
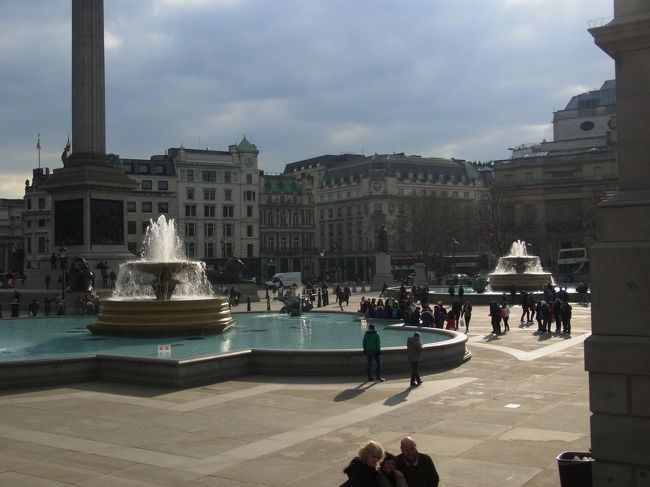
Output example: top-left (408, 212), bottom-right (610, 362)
top-left (413, 262), bottom-right (427, 286)
top-left (372, 252), bottom-right (393, 291)
top-left (587, 3), bottom-right (650, 484)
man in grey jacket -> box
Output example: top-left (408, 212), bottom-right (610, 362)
top-left (406, 332), bottom-right (423, 387)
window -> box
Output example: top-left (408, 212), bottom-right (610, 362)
top-left (154, 165), bottom-right (165, 175)
top-left (204, 223), bottom-right (215, 237)
top-left (27, 199), bottom-right (32, 210)
top-left (180, 168), bottom-right (194, 182)
top-left (247, 243), bottom-right (253, 258)
top-left (280, 213), bottom-right (287, 226)
top-left (204, 242), bottom-right (215, 258)
top-left (293, 236), bottom-right (300, 249)
top-left (266, 213), bottom-right (273, 226)
top-left (224, 171), bottom-right (232, 183)
top-left (224, 189), bottom-right (232, 201)
top-left (223, 223), bottom-right (233, 237)
top-left (246, 206), bottom-right (253, 217)
top-left (244, 191), bottom-right (255, 201)
top-left (127, 201), bottom-right (136, 212)
top-left (185, 204), bottom-right (197, 217)
top-left (185, 222), bottom-right (195, 237)
top-left (223, 205), bottom-right (234, 217)
top-left (186, 188), bottom-right (195, 200)
top-left (204, 188), bottom-right (216, 200)
top-left (280, 237), bottom-right (287, 251)
top-left (38, 198), bottom-right (45, 209)
top-left (202, 170), bottom-right (216, 183)
top-left (123, 162), bottom-right (133, 172)
top-left (142, 201), bottom-right (153, 213)
top-left (204, 205), bottom-right (216, 217)
top-left (247, 225), bottom-right (253, 237)
top-left (158, 202), bottom-right (168, 213)
top-left (142, 180), bottom-right (152, 190)
top-left (580, 120), bottom-right (595, 131)
top-left (38, 237), bottom-right (46, 253)
top-left (293, 213), bottom-right (299, 226)
top-left (246, 174), bottom-right (253, 184)
top-left (137, 164), bottom-right (149, 174)
top-left (128, 221), bottom-right (136, 234)
top-left (186, 242), bottom-right (195, 258)
top-left (142, 221), bottom-right (150, 232)
top-left (158, 180), bottom-right (168, 191)
top-left (38, 219), bottom-right (45, 227)
top-left (267, 236), bottom-right (274, 251)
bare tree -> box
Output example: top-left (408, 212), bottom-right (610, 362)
top-left (388, 194), bottom-right (476, 271)
top-left (474, 185), bottom-right (518, 257)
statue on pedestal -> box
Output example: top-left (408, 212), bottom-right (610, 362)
top-left (378, 225), bottom-right (389, 253)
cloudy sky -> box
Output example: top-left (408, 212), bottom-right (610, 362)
top-left (1, 0), bottom-right (614, 198)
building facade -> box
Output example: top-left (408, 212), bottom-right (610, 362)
top-left (282, 153), bottom-right (490, 281)
top-left (259, 173), bottom-right (315, 281)
top-left (168, 137), bottom-right (261, 277)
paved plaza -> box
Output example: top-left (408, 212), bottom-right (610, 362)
top-left (0, 291), bottom-right (592, 486)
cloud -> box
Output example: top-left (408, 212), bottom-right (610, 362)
top-left (0, 0), bottom-right (615, 198)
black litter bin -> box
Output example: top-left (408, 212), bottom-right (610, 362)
top-left (557, 451), bottom-right (593, 487)
top-left (11, 303), bottom-right (19, 317)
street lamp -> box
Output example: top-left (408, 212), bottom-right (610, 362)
top-left (58, 245), bottom-right (68, 315)
top-left (451, 238), bottom-right (460, 274)
top-left (319, 249), bottom-right (325, 279)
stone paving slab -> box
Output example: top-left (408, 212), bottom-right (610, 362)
top-left (0, 292), bottom-right (593, 486)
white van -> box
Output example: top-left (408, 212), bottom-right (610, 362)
top-left (265, 272), bottom-right (302, 290)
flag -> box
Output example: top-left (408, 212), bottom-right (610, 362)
top-left (36, 135), bottom-right (41, 151)
top-left (61, 135), bottom-right (70, 164)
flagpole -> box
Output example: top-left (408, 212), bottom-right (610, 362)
top-left (37, 133), bottom-right (41, 169)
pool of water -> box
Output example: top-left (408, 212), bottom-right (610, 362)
top-left (0, 312), bottom-right (448, 362)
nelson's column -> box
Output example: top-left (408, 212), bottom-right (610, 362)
top-left (586, 1), bottom-right (650, 485)
top-left (43, 0), bottom-right (137, 265)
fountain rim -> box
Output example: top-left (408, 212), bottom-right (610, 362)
top-left (0, 315), bottom-right (469, 389)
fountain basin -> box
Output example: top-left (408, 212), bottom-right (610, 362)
top-left (0, 313), bottom-right (469, 388)
top-left (89, 297), bottom-right (234, 336)
top-left (488, 273), bottom-right (553, 292)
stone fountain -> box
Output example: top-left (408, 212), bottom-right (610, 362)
top-left (88, 216), bottom-right (235, 336)
top-left (488, 240), bottom-right (554, 291)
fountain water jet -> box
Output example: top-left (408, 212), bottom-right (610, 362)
top-left (88, 216), bottom-right (234, 336)
top-left (488, 240), bottom-right (554, 291)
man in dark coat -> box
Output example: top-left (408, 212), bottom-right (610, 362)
top-left (396, 436), bottom-right (439, 487)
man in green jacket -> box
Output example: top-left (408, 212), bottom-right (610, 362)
top-left (362, 324), bottom-right (385, 381)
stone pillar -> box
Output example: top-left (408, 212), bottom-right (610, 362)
top-left (586, 2), bottom-right (650, 485)
top-left (70, 0), bottom-right (107, 165)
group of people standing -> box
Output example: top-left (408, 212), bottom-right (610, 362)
top-left (341, 437), bottom-right (439, 487)
top-left (519, 287), bottom-right (573, 334)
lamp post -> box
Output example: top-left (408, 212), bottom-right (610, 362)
top-left (451, 238), bottom-right (460, 274)
top-left (58, 245), bottom-right (68, 315)
top-left (319, 249), bottom-right (325, 280)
